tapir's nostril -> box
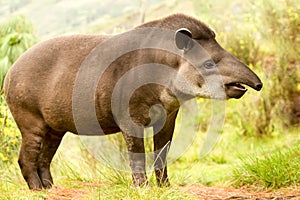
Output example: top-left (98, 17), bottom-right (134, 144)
top-left (255, 83), bottom-right (263, 91)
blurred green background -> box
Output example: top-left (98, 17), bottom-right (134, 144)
top-left (0, 0), bottom-right (299, 199)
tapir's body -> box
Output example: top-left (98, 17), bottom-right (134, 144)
top-left (4, 14), bottom-right (262, 190)
top-left (6, 35), bottom-right (103, 133)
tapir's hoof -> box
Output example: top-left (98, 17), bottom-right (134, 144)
top-left (43, 182), bottom-right (53, 189)
top-left (29, 183), bottom-right (43, 191)
top-left (157, 182), bottom-right (170, 187)
top-left (133, 174), bottom-right (148, 187)
top-left (27, 175), bottom-right (44, 191)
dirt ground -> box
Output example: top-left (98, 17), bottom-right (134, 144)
top-left (180, 184), bottom-right (300, 200)
top-left (45, 182), bottom-right (300, 200)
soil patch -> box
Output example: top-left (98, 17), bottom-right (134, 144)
top-left (44, 181), bottom-right (300, 199)
top-left (181, 184), bottom-right (300, 200)
top-left (46, 187), bottom-right (89, 200)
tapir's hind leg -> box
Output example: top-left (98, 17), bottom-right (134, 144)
top-left (16, 113), bottom-right (49, 190)
top-left (10, 107), bottom-right (63, 190)
top-left (37, 130), bottom-right (64, 189)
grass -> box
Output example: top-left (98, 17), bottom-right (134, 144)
top-left (232, 141), bottom-right (300, 189)
top-left (2, 103), bottom-right (298, 199)
top-left (0, 128), bottom-right (299, 199)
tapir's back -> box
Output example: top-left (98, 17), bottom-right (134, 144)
top-left (4, 34), bottom-right (107, 133)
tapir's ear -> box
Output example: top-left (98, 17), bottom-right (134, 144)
top-left (175, 28), bottom-right (193, 51)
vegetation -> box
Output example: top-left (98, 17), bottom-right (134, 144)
top-left (0, 15), bottom-right (38, 90)
top-left (0, 95), bottom-right (20, 165)
top-left (233, 141), bottom-right (300, 189)
top-left (0, 0), bottom-right (299, 198)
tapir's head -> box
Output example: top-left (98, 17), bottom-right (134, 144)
top-left (142, 14), bottom-right (262, 99)
top-left (176, 28), bottom-right (262, 99)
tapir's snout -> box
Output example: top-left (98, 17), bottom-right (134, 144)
top-left (218, 54), bottom-right (263, 99)
top-left (254, 82), bottom-right (263, 91)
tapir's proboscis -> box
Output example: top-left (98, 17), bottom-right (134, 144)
top-left (4, 14), bottom-right (262, 190)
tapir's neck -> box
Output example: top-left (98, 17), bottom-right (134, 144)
top-left (134, 48), bottom-right (180, 69)
top-left (135, 49), bottom-right (196, 107)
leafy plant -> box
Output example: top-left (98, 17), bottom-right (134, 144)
top-left (0, 15), bottom-right (38, 90)
top-left (0, 96), bottom-right (20, 164)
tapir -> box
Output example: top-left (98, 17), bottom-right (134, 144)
top-left (3, 14), bottom-right (262, 190)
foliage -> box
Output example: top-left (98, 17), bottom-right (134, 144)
top-left (0, 15), bottom-right (38, 90)
top-left (193, 0), bottom-right (262, 66)
top-left (252, 0), bottom-right (300, 61)
top-left (237, 0), bottom-right (299, 136)
top-left (232, 141), bottom-right (300, 189)
top-left (0, 96), bottom-right (20, 164)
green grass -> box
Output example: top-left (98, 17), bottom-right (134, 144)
top-left (232, 141), bottom-right (300, 189)
top-left (0, 125), bottom-right (299, 199)
top-left (95, 184), bottom-right (196, 200)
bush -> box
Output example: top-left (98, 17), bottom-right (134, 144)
top-left (235, 0), bottom-right (300, 136)
top-left (0, 15), bottom-right (38, 90)
top-left (0, 96), bottom-right (20, 164)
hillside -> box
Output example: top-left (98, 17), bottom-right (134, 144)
top-left (90, 0), bottom-right (195, 34)
top-left (0, 0), bottom-right (252, 38)
top-left (0, 0), bottom-right (172, 38)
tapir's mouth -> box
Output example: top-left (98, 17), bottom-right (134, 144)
top-left (225, 83), bottom-right (248, 99)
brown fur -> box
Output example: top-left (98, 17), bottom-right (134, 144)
top-left (137, 14), bottom-right (215, 39)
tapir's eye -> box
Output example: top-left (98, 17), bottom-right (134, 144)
top-left (203, 60), bottom-right (215, 69)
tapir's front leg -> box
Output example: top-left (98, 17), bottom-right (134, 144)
top-left (122, 131), bottom-right (148, 186)
top-left (153, 110), bottom-right (178, 187)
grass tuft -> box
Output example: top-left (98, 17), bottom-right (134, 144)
top-left (232, 142), bottom-right (300, 189)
